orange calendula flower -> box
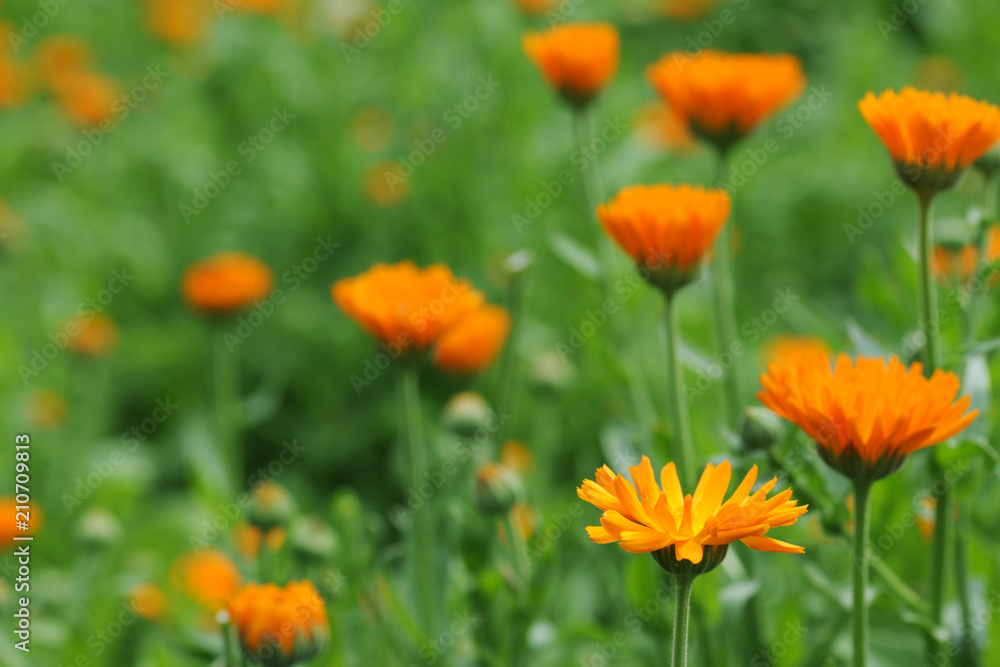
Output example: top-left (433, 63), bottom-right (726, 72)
top-left (68, 312), bottom-right (119, 356)
top-left (647, 50), bottom-right (805, 151)
top-left (52, 70), bottom-right (121, 127)
top-left (433, 305), bottom-right (511, 374)
top-left (763, 335), bottom-right (832, 367)
top-left (130, 583), bottom-right (168, 621)
top-left (183, 252), bottom-right (274, 313)
top-left (597, 184), bottom-right (730, 294)
top-left (932, 226), bottom-right (1000, 285)
top-left (28, 390), bottom-right (67, 429)
top-left (512, 0), bottom-right (556, 14)
top-left (171, 548), bottom-right (242, 612)
top-left (228, 581), bottom-right (329, 666)
top-left (522, 23), bottom-right (619, 108)
top-left (634, 102), bottom-right (697, 153)
top-left (145, 0), bottom-right (213, 46)
top-left (859, 87), bottom-right (1000, 193)
top-left (661, 0), bottom-right (718, 19)
top-left (759, 353), bottom-right (978, 480)
top-left (34, 37), bottom-right (93, 91)
top-left (332, 261), bottom-right (486, 352)
top-left (579, 457), bottom-right (807, 575)
top-left (0, 497), bottom-right (43, 551)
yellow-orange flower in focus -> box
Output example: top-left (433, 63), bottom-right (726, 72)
top-left (130, 583), bottom-right (168, 621)
top-left (68, 312), bottom-right (118, 356)
top-left (647, 50), bottom-right (805, 150)
top-left (859, 88), bottom-right (1000, 192)
top-left (597, 184), bottom-right (730, 294)
top-left (578, 457), bottom-right (807, 574)
top-left (759, 353), bottom-right (978, 480)
top-left (183, 252), bottom-right (274, 313)
top-left (763, 335), bottom-right (832, 367)
top-left (0, 497), bottom-right (43, 551)
top-left (145, 0), bottom-right (213, 46)
top-left (433, 305), bottom-right (511, 374)
top-left (171, 548), bottom-right (242, 612)
top-left (228, 581), bottom-right (329, 666)
top-left (522, 23), bottom-right (619, 108)
top-left (332, 261), bottom-right (485, 352)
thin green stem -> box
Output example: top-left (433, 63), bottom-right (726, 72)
top-left (220, 616), bottom-right (238, 666)
top-left (501, 512), bottom-right (529, 666)
top-left (712, 151), bottom-right (744, 428)
top-left (399, 365), bottom-right (436, 634)
top-left (672, 575), bottom-right (695, 667)
top-left (852, 480), bottom-right (872, 667)
top-left (954, 511), bottom-right (978, 664)
top-left (664, 295), bottom-right (694, 487)
top-left (497, 267), bottom-right (525, 441)
top-left (213, 323), bottom-right (241, 495)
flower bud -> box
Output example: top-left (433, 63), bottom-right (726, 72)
top-left (737, 407), bottom-right (783, 451)
top-left (289, 516), bottom-right (338, 562)
top-left (475, 462), bottom-right (525, 515)
top-left (443, 392), bottom-right (491, 438)
top-left (75, 507), bottom-right (121, 547)
top-left (228, 581), bottom-right (329, 667)
top-left (248, 482), bottom-right (296, 532)
top-left (528, 349), bottom-right (573, 396)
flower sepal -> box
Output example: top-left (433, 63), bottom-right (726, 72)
top-left (816, 444), bottom-right (907, 482)
top-left (651, 544), bottom-right (729, 577)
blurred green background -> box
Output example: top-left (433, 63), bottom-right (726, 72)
top-left (1, 0), bottom-right (1000, 664)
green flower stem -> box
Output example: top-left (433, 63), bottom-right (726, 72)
top-left (712, 150), bottom-right (744, 428)
top-left (671, 574), bottom-right (695, 667)
top-left (399, 365), bottom-right (436, 634)
top-left (213, 322), bottom-right (241, 495)
top-left (852, 479), bottom-right (872, 667)
top-left (664, 295), bottom-right (694, 487)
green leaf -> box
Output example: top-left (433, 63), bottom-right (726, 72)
top-left (547, 231), bottom-right (601, 282)
top-left (846, 318), bottom-right (890, 358)
top-left (961, 353), bottom-right (992, 443)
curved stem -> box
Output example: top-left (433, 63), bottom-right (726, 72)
top-left (399, 365), bottom-right (435, 634)
top-left (853, 480), bottom-right (872, 667)
top-left (712, 151), bottom-right (744, 427)
top-left (664, 295), bottom-right (694, 487)
top-left (672, 574), bottom-right (695, 667)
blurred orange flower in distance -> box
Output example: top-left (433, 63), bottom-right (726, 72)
top-left (433, 305), bottom-right (511, 374)
top-left (228, 581), bottom-right (329, 665)
top-left (597, 184), bottom-right (730, 294)
top-left (932, 226), bottom-right (1000, 285)
top-left (512, 0), bottom-right (556, 14)
top-left (660, 0), bottom-right (718, 19)
top-left (145, 0), bottom-right (213, 46)
top-left (332, 261), bottom-right (485, 352)
top-left (363, 160), bottom-right (410, 206)
top-left (28, 390), bottom-right (68, 429)
top-left (578, 457), bottom-right (807, 574)
top-left (35, 36), bottom-right (93, 90)
top-left (68, 312), bottom-right (119, 356)
top-left (351, 106), bottom-right (397, 152)
top-left (522, 22), bottom-right (619, 108)
top-left (500, 439), bottom-right (534, 474)
top-left (759, 353), bottom-right (978, 480)
top-left (647, 50), bottom-right (805, 151)
top-left (763, 335), bottom-right (832, 367)
top-left (52, 70), bottom-right (121, 126)
top-left (220, 0), bottom-right (287, 14)
top-left (171, 548), bottom-right (242, 612)
top-left (234, 522), bottom-right (286, 559)
top-left (858, 87), bottom-right (1000, 192)
top-left (0, 497), bottom-right (43, 550)
top-left (130, 583), bottom-right (168, 621)
top-left (634, 102), bottom-right (696, 153)
top-left (183, 252), bottom-right (274, 313)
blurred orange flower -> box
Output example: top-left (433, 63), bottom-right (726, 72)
top-left (34, 37), bottom-right (93, 90)
top-left (759, 353), bottom-right (978, 480)
top-left (859, 88), bottom-right (1000, 192)
top-left (522, 23), bottom-right (619, 108)
top-left (228, 581), bottom-right (329, 665)
top-left (183, 252), bottom-right (274, 313)
top-left (763, 335), bottom-right (832, 367)
top-left (145, 0), bottom-right (214, 46)
top-left (579, 457), bottom-right (807, 567)
top-left (0, 497), bottom-right (43, 551)
top-left (660, 0), bottom-right (718, 19)
top-left (433, 305), bottom-right (510, 374)
top-left (219, 0), bottom-right (286, 14)
top-left (52, 70), bottom-right (121, 127)
top-left (647, 50), bottom-right (805, 150)
top-left (597, 184), bottom-right (730, 293)
top-left (332, 261), bottom-right (486, 351)
top-left (68, 312), bottom-right (119, 356)
top-left (234, 522), bottom-right (286, 559)
top-left (634, 102), bottom-right (696, 153)
top-left (500, 439), bottom-right (533, 475)
top-left (130, 583), bottom-right (168, 621)
top-left (363, 160), bottom-right (409, 206)
top-left (28, 390), bottom-right (67, 429)
top-left (512, 0), bottom-right (556, 14)
top-left (932, 226), bottom-right (1000, 285)
top-left (351, 106), bottom-right (396, 152)
top-left (171, 548), bottom-right (242, 611)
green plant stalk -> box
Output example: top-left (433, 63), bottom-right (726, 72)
top-left (497, 267), bottom-right (526, 441)
top-left (501, 512), bottom-right (530, 666)
top-left (917, 190), bottom-right (952, 657)
top-left (712, 150), bottom-right (744, 427)
top-left (672, 574), bottom-right (695, 667)
top-left (399, 365), bottom-right (436, 634)
top-left (221, 617), bottom-right (238, 666)
top-left (213, 322), bottom-right (241, 495)
top-left (853, 479), bottom-right (872, 667)
top-left (664, 295), bottom-right (694, 487)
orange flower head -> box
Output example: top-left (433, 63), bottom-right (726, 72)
top-left (34, 37), bottom-right (93, 91)
top-left (145, 0), bottom-right (213, 46)
top-left (578, 457), bottom-right (807, 575)
top-left (634, 102), bottom-right (697, 153)
top-left (53, 71), bottom-right (121, 127)
top-left (433, 305), bottom-right (511, 374)
top-left (68, 312), bottom-right (118, 356)
top-left (859, 87), bottom-right (1000, 193)
top-left (500, 439), bottom-right (533, 475)
top-left (28, 390), bottom-right (67, 429)
top-left (932, 226), bottom-right (1000, 286)
top-left (332, 261), bottom-right (486, 353)
top-left (171, 548), bottom-right (242, 611)
top-left (759, 353), bottom-right (978, 480)
top-left (522, 23), bottom-right (619, 108)
top-left (763, 335), bottom-right (832, 367)
top-left (661, 0), bottom-right (718, 19)
top-left (597, 184), bottom-right (730, 294)
top-left (0, 497), bottom-right (43, 550)
top-left (647, 50), bottom-right (805, 151)
top-left (512, 0), bottom-right (556, 15)
top-left (183, 252), bottom-right (274, 314)
top-left (228, 581), bottom-right (329, 666)
top-left (130, 583), bottom-right (168, 621)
